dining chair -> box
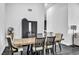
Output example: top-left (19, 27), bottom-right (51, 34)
top-left (6, 36), bottom-right (23, 55)
top-left (33, 37), bottom-right (45, 55)
top-left (54, 33), bottom-right (63, 53)
top-left (37, 33), bottom-right (43, 38)
top-left (47, 32), bottom-right (53, 37)
top-left (46, 36), bottom-right (55, 54)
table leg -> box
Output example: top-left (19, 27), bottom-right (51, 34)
top-left (27, 45), bottom-right (30, 55)
top-left (30, 44), bottom-right (33, 54)
top-left (52, 44), bottom-right (54, 54)
top-left (55, 43), bottom-right (56, 53)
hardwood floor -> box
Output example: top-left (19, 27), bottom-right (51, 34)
top-left (2, 44), bottom-right (79, 55)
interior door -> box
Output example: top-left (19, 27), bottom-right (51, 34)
top-left (22, 18), bottom-right (29, 38)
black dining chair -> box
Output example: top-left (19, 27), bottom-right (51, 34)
top-left (7, 37), bottom-right (18, 55)
top-left (37, 33), bottom-right (43, 38)
top-left (46, 36), bottom-right (55, 54)
top-left (7, 36), bottom-right (23, 55)
top-left (33, 37), bottom-right (45, 55)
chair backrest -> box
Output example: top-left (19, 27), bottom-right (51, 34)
top-left (6, 35), bottom-right (18, 53)
top-left (46, 36), bottom-right (55, 45)
top-left (55, 33), bottom-right (63, 41)
top-left (7, 37), bottom-right (13, 47)
top-left (37, 33), bottom-right (43, 38)
top-left (35, 37), bottom-right (45, 47)
top-left (47, 32), bottom-right (53, 37)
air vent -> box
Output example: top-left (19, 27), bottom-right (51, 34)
top-left (28, 9), bottom-right (32, 12)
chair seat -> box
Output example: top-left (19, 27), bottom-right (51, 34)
top-left (18, 48), bottom-right (23, 51)
top-left (12, 48), bottom-right (17, 52)
top-left (46, 45), bottom-right (52, 49)
top-left (12, 47), bottom-right (23, 51)
top-left (12, 44), bottom-right (23, 52)
top-left (33, 47), bottom-right (43, 52)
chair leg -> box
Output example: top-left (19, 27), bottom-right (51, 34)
top-left (58, 42), bottom-right (62, 52)
top-left (42, 49), bottom-right (44, 55)
top-left (10, 48), bottom-right (13, 55)
top-left (52, 45), bottom-right (54, 55)
top-left (46, 49), bottom-right (49, 54)
top-left (30, 44), bottom-right (33, 55)
top-left (21, 51), bottom-right (23, 55)
top-left (41, 50), bottom-right (44, 55)
top-left (11, 52), bottom-right (14, 55)
top-left (34, 51), bottom-right (38, 55)
top-left (55, 43), bottom-right (56, 53)
top-left (37, 51), bottom-right (40, 55)
top-left (36, 51), bottom-right (38, 55)
top-left (39, 51), bottom-right (41, 55)
top-left (40, 50), bottom-right (42, 55)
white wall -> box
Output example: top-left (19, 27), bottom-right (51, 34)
top-left (47, 4), bottom-right (69, 45)
top-left (68, 4), bottom-right (79, 32)
top-left (68, 4), bottom-right (79, 45)
top-left (5, 3), bottom-right (45, 39)
top-left (0, 3), bottom-right (5, 54)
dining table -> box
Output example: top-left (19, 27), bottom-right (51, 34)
top-left (6, 35), bottom-right (56, 55)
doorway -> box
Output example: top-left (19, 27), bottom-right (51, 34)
top-left (22, 18), bottom-right (37, 38)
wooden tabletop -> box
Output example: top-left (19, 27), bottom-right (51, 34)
top-left (6, 35), bottom-right (56, 47)
top-left (13, 37), bottom-right (36, 47)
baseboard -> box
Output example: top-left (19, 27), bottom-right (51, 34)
top-left (61, 42), bottom-right (72, 46)
top-left (69, 45), bottom-right (79, 47)
top-left (74, 45), bottom-right (79, 47)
